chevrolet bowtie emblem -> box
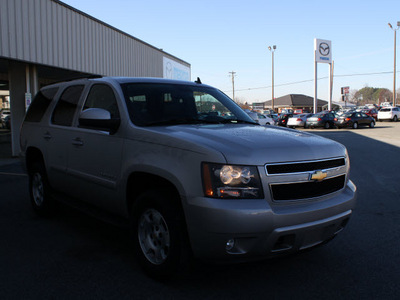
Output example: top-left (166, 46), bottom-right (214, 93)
top-left (310, 170), bottom-right (327, 182)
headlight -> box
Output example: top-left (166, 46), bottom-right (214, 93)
top-left (202, 163), bottom-right (263, 199)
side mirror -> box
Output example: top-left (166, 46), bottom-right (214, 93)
top-left (79, 108), bottom-right (120, 133)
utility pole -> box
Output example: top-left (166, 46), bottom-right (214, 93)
top-left (268, 45), bottom-right (276, 111)
top-left (229, 71), bottom-right (236, 101)
top-left (388, 22), bottom-right (399, 106)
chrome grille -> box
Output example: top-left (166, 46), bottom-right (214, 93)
top-left (266, 158), bottom-right (345, 175)
top-left (265, 157), bottom-right (347, 201)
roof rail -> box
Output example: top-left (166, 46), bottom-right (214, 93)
top-left (45, 74), bottom-right (103, 86)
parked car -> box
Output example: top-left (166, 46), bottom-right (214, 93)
top-left (362, 108), bottom-right (378, 120)
top-left (377, 107), bottom-right (400, 122)
top-left (280, 109), bottom-right (294, 114)
top-left (0, 109), bottom-right (10, 128)
top-left (287, 113), bottom-right (313, 128)
top-left (266, 113), bottom-right (278, 124)
top-left (335, 112), bottom-right (375, 129)
top-left (276, 113), bottom-right (293, 127)
top-left (246, 111), bottom-right (273, 125)
top-left (20, 77), bottom-right (356, 279)
top-left (3, 115), bottom-right (10, 129)
top-left (293, 109), bottom-right (309, 114)
top-left (380, 102), bottom-right (392, 108)
top-left (263, 109), bottom-right (276, 115)
top-left (306, 111), bottom-right (336, 129)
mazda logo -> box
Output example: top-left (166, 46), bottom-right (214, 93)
top-left (165, 62), bottom-right (173, 78)
top-left (319, 43), bottom-right (330, 56)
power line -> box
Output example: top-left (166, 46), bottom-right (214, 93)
top-left (227, 70), bottom-right (400, 93)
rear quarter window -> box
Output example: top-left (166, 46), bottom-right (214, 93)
top-left (25, 88), bottom-right (59, 122)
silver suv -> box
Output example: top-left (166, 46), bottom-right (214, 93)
top-left (20, 77), bottom-right (357, 278)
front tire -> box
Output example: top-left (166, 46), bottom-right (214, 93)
top-left (28, 161), bottom-right (55, 217)
top-left (132, 190), bottom-right (188, 280)
top-left (393, 115), bottom-right (398, 122)
top-left (369, 121), bottom-right (375, 128)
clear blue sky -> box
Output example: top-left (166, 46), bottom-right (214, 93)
top-left (61, 0), bottom-right (400, 104)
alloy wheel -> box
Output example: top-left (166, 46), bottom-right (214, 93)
top-left (138, 208), bottom-right (170, 265)
top-left (32, 173), bottom-right (44, 207)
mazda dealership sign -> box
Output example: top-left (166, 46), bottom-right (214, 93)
top-left (314, 39), bottom-right (332, 63)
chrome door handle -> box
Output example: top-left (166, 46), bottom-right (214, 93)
top-left (72, 138), bottom-right (84, 146)
top-left (43, 132), bottom-right (52, 141)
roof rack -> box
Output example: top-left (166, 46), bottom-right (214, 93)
top-left (46, 74), bottom-right (103, 86)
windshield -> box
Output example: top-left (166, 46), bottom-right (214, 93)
top-left (120, 83), bottom-right (256, 126)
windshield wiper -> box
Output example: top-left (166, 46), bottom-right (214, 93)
top-left (145, 118), bottom-right (220, 126)
top-left (221, 119), bottom-right (259, 125)
top-left (145, 117), bottom-right (258, 126)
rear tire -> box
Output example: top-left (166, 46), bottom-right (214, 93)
top-left (324, 122), bottom-right (330, 129)
top-left (28, 161), bottom-right (55, 217)
top-left (132, 190), bottom-right (189, 280)
top-left (352, 122), bottom-right (358, 129)
top-left (393, 115), bottom-right (398, 122)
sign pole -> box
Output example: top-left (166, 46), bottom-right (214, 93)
top-left (328, 62), bottom-right (332, 111)
top-left (314, 50), bottom-right (317, 114)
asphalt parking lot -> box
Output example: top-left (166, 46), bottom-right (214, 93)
top-left (0, 122), bottom-right (399, 299)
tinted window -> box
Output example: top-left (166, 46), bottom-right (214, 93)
top-left (83, 84), bottom-right (120, 118)
top-left (25, 88), bottom-right (58, 122)
top-left (51, 85), bottom-right (84, 126)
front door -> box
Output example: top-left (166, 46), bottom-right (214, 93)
top-left (66, 84), bottom-right (124, 213)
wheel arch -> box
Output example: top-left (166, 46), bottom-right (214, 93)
top-left (25, 147), bottom-right (45, 174)
top-left (126, 172), bottom-right (184, 217)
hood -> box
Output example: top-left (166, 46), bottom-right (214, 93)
top-left (138, 124), bottom-right (346, 165)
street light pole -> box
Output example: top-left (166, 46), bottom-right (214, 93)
top-left (268, 45), bottom-right (276, 111)
top-left (388, 22), bottom-right (400, 106)
top-left (229, 71), bottom-right (236, 101)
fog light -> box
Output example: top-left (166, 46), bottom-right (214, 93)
top-left (226, 239), bottom-right (235, 251)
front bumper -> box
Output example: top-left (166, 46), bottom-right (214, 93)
top-left (185, 180), bottom-right (356, 261)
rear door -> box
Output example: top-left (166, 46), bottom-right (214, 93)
top-left (46, 85), bottom-right (85, 193)
top-left (360, 113), bottom-right (370, 125)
